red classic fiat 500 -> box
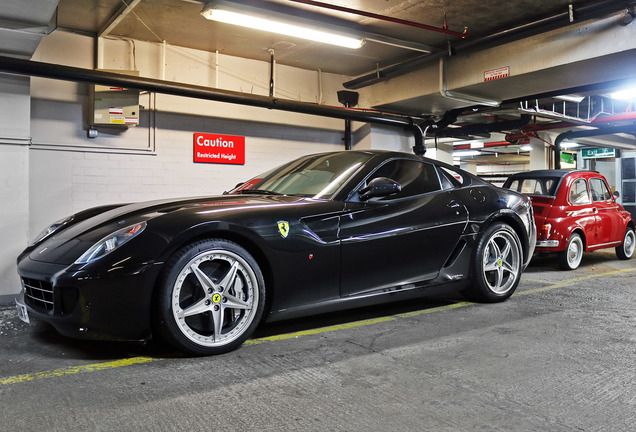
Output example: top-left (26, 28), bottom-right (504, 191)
top-left (503, 170), bottom-right (635, 270)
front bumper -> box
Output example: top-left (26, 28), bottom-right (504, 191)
top-left (17, 257), bottom-right (163, 342)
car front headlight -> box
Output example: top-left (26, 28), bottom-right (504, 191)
top-left (30, 215), bottom-right (75, 246)
top-left (75, 222), bottom-right (146, 264)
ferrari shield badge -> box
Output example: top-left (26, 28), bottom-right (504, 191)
top-left (277, 220), bottom-right (290, 238)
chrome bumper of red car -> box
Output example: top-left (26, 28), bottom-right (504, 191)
top-left (536, 240), bottom-right (559, 247)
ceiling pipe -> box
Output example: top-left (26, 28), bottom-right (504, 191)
top-left (445, 106), bottom-right (636, 149)
top-left (0, 55), bottom-right (428, 153)
top-left (344, 0), bottom-right (631, 89)
top-left (452, 139), bottom-right (529, 151)
top-left (287, 0), bottom-right (467, 38)
top-left (434, 115), bottom-right (532, 139)
top-left (554, 123), bottom-right (636, 168)
top-left (505, 110), bottom-right (636, 138)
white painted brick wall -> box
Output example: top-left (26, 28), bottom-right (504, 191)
top-left (1, 29), bottom-right (405, 298)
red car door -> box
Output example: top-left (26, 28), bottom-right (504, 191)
top-left (566, 177), bottom-right (598, 248)
top-left (589, 176), bottom-right (624, 248)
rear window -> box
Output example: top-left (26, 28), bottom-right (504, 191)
top-left (505, 177), bottom-right (559, 196)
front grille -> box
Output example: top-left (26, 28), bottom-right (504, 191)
top-left (22, 277), bottom-right (54, 312)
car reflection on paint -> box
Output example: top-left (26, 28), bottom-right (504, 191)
top-left (16, 150), bottom-right (535, 356)
top-left (503, 169), bottom-right (635, 270)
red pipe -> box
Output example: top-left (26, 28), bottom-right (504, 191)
top-left (453, 140), bottom-right (528, 150)
top-left (452, 106), bottom-right (636, 153)
top-left (286, 0), bottom-right (467, 38)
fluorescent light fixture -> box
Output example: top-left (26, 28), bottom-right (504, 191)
top-left (470, 141), bottom-right (484, 149)
top-left (609, 88), bottom-right (636, 100)
top-left (561, 141), bottom-right (579, 149)
top-left (453, 150), bottom-right (481, 157)
top-left (520, 145), bottom-right (532, 151)
top-left (554, 94), bottom-right (585, 103)
top-left (201, 5), bottom-right (365, 49)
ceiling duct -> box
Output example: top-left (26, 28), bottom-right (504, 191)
top-left (0, 0), bottom-right (59, 58)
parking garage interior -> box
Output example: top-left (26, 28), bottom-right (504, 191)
top-left (1, 0), bottom-right (636, 429)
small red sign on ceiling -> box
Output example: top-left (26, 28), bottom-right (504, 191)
top-left (484, 66), bottom-right (510, 82)
top-left (194, 133), bottom-right (245, 165)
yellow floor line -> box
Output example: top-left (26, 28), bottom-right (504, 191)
top-left (0, 356), bottom-right (158, 386)
top-left (245, 315), bottom-right (396, 345)
top-left (2, 266), bottom-right (634, 386)
top-left (516, 268), bottom-right (636, 296)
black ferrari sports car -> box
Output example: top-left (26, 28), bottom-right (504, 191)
top-left (16, 150), bottom-right (535, 355)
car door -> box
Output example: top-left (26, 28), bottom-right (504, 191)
top-left (566, 177), bottom-right (598, 247)
top-left (338, 158), bottom-right (469, 298)
top-left (589, 176), bottom-right (623, 246)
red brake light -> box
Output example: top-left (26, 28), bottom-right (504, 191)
top-left (540, 223), bottom-right (551, 239)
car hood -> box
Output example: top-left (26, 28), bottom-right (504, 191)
top-left (68, 194), bottom-right (313, 237)
top-left (27, 194), bottom-right (318, 264)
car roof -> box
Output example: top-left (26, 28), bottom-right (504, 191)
top-left (506, 169), bottom-right (598, 180)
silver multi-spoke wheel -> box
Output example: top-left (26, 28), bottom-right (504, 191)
top-left (158, 239), bottom-right (265, 355)
top-left (466, 222), bottom-right (523, 302)
top-left (616, 227), bottom-right (635, 260)
top-left (172, 250), bottom-right (258, 347)
top-left (559, 233), bottom-right (583, 270)
top-left (481, 229), bottom-right (521, 295)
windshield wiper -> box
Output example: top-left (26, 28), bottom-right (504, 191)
top-left (235, 189), bottom-right (283, 195)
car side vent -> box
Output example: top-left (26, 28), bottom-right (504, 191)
top-left (443, 240), bottom-right (467, 268)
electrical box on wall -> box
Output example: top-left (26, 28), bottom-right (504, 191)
top-left (92, 70), bottom-right (140, 127)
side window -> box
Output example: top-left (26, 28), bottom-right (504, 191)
top-left (569, 178), bottom-right (591, 204)
top-left (438, 166), bottom-right (465, 189)
top-left (589, 177), bottom-right (612, 201)
top-left (367, 159), bottom-right (441, 200)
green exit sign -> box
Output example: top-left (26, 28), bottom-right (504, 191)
top-left (561, 153), bottom-right (575, 164)
top-left (581, 148), bottom-right (616, 159)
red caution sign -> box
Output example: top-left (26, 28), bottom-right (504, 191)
top-left (194, 133), bottom-right (245, 165)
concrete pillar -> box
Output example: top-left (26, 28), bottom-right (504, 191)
top-left (0, 74), bottom-right (30, 301)
top-left (529, 137), bottom-right (548, 170)
top-left (426, 141), bottom-right (454, 165)
top-left (460, 161), bottom-right (478, 175)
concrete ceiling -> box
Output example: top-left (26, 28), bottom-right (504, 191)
top-left (2, 0), bottom-right (635, 163)
top-left (55, 0), bottom-right (592, 77)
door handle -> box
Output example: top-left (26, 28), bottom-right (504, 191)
top-left (448, 200), bottom-right (462, 209)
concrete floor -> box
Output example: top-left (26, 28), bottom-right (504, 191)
top-left (1, 249), bottom-right (635, 431)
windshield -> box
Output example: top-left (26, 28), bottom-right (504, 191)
top-left (504, 177), bottom-right (560, 196)
top-left (230, 152), bottom-right (373, 199)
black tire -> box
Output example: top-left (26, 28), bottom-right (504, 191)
top-left (155, 239), bottom-right (265, 356)
top-left (465, 222), bottom-right (523, 303)
top-left (558, 233), bottom-right (584, 270)
top-left (616, 226), bottom-right (635, 260)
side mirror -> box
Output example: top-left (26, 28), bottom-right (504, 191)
top-left (613, 190), bottom-right (620, 199)
top-left (359, 177), bottom-right (401, 201)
